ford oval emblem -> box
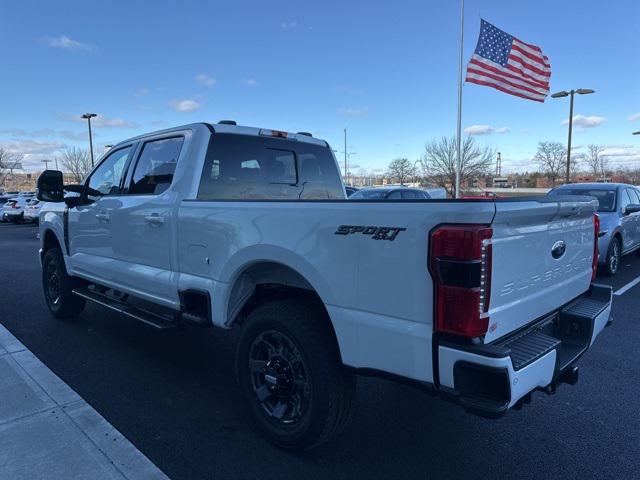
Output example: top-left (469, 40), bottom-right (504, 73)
top-left (551, 240), bottom-right (566, 259)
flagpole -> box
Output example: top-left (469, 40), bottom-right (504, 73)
top-left (454, 0), bottom-right (465, 198)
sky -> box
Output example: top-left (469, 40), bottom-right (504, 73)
top-left (1, 0), bottom-right (639, 174)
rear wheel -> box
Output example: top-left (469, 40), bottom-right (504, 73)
top-left (604, 237), bottom-right (621, 276)
top-left (42, 247), bottom-right (86, 319)
top-left (236, 299), bottom-right (355, 449)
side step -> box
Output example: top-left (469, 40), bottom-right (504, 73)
top-left (73, 288), bottom-right (180, 330)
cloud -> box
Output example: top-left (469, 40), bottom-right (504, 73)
top-left (59, 113), bottom-right (139, 129)
top-left (0, 128), bottom-right (87, 141)
top-left (561, 114), bottom-right (606, 129)
top-left (0, 139), bottom-right (69, 170)
top-left (169, 99), bottom-right (200, 112)
top-left (600, 146), bottom-right (638, 157)
top-left (196, 74), bottom-right (216, 87)
top-left (280, 21), bottom-right (298, 29)
top-left (135, 88), bottom-right (150, 97)
top-left (93, 117), bottom-right (139, 128)
top-left (629, 112), bottom-right (640, 122)
top-left (243, 78), bottom-right (258, 86)
top-left (338, 107), bottom-right (368, 117)
top-left (45, 35), bottom-right (93, 51)
top-left (464, 125), bottom-right (510, 135)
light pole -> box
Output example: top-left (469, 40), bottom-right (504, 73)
top-left (42, 159), bottom-right (51, 170)
top-left (551, 89), bottom-right (594, 184)
top-left (81, 113), bottom-right (97, 167)
top-left (344, 152), bottom-right (357, 184)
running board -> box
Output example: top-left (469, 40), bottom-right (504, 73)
top-left (72, 288), bottom-right (180, 330)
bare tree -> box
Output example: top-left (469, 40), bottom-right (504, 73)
top-left (418, 136), bottom-right (493, 195)
top-left (58, 147), bottom-right (91, 183)
top-left (386, 158), bottom-right (416, 185)
top-left (534, 141), bottom-right (567, 185)
top-left (584, 144), bottom-right (610, 179)
top-left (0, 148), bottom-right (24, 188)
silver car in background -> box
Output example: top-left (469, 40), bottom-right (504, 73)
top-left (548, 183), bottom-right (640, 275)
top-left (23, 199), bottom-right (43, 224)
top-left (1, 195), bottom-right (35, 223)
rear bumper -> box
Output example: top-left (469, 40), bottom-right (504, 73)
top-left (436, 284), bottom-right (612, 418)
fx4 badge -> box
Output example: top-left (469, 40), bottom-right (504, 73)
top-left (335, 225), bottom-right (406, 241)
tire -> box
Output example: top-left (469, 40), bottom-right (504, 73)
top-left (236, 299), bottom-right (355, 450)
top-left (42, 247), bottom-right (86, 319)
top-left (604, 237), bottom-right (621, 276)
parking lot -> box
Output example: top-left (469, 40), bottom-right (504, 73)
top-left (1, 221), bottom-right (639, 480)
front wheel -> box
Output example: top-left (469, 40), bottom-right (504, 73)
top-left (604, 237), bottom-right (621, 276)
top-left (236, 299), bottom-right (355, 450)
top-left (42, 247), bottom-right (86, 319)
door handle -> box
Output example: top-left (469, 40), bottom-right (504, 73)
top-left (95, 212), bottom-right (110, 222)
top-left (144, 214), bottom-right (165, 225)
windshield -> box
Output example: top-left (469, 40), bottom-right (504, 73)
top-left (549, 188), bottom-right (617, 212)
top-left (349, 189), bottom-right (389, 200)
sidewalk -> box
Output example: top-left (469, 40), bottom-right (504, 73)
top-left (0, 324), bottom-right (169, 480)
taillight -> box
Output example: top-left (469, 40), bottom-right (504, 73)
top-left (592, 214), bottom-right (600, 281)
top-left (430, 225), bottom-right (493, 338)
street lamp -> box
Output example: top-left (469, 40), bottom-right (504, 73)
top-left (633, 131), bottom-right (640, 135)
top-left (81, 113), bottom-right (97, 167)
top-left (551, 89), bottom-right (595, 184)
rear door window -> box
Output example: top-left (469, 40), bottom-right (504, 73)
top-left (129, 137), bottom-right (184, 195)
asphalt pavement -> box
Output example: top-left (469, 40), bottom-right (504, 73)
top-left (1, 222), bottom-right (639, 480)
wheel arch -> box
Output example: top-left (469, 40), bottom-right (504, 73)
top-left (218, 248), bottom-right (342, 359)
top-left (41, 228), bottom-right (62, 260)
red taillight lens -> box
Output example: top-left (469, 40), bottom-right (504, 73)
top-left (592, 214), bottom-right (600, 281)
top-left (430, 225), bottom-right (492, 338)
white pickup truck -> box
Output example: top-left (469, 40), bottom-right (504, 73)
top-left (36, 122), bottom-right (612, 449)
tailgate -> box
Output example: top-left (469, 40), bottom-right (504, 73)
top-left (484, 197), bottom-right (597, 343)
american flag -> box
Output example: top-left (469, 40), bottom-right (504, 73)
top-left (465, 20), bottom-right (551, 102)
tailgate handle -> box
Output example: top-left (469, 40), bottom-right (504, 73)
top-left (95, 212), bottom-right (110, 222)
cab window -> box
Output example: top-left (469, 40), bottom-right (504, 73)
top-left (129, 137), bottom-right (184, 195)
top-left (198, 133), bottom-right (342, 200)
top-left (86, 146), bottom-right (132, 196)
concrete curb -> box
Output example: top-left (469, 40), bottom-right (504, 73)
top-left (0, 324), bottom-right (170, 479)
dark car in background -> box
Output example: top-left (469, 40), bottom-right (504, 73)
top-left (548, 183), bottom-right (640, 275)
top-left (344, 186), bottom-right (359, 197)
top-left (348, 186), bottom-right (432, 200)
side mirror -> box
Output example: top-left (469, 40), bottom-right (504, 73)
top-left (624, 204), bottom-right (640, 215)
top-left (64, 194), bottom-right (84, 208)
top-left (36, 170), bottom-right (64, 202)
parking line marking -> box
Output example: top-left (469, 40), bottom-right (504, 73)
top-left (614, 275), bottom-right (640, 296)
